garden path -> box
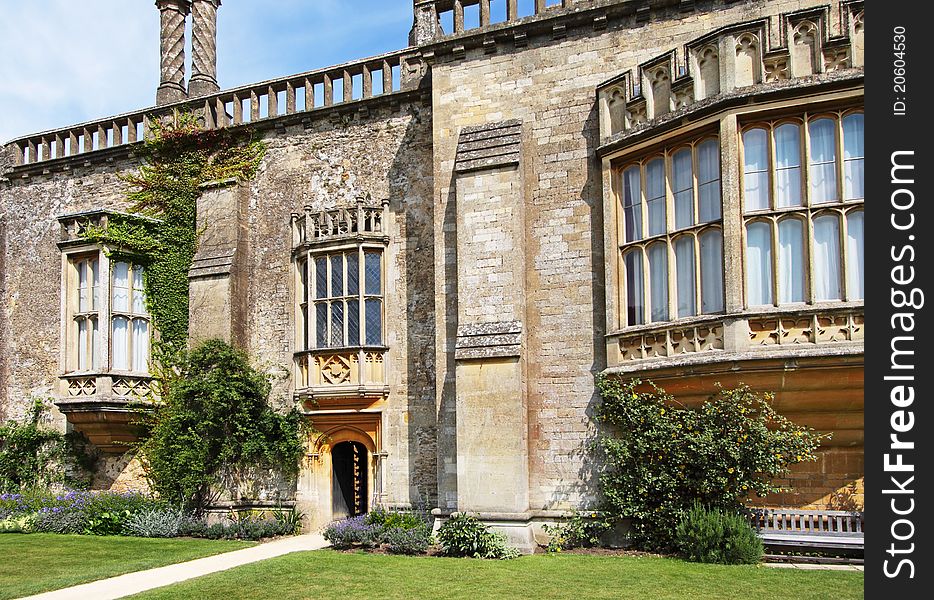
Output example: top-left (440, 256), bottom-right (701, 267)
top-left (18, 533), bottom-right (328, 600)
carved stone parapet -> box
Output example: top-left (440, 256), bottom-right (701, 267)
top-left (615, 318), bottom-right (724, 362)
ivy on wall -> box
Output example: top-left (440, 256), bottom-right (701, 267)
top-left (84, 112), bottom-right (266, 367)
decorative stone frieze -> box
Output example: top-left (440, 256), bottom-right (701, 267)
top-left (454, 120), bottom-right (522, 173)
top-left (455, 321), bottom-right (522, 360)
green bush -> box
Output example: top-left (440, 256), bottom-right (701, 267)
top-left (384, 525), bottom-right (432, 555)
top-left (0, 399), bottom-right (97, 492)
top-left (594, 378), bottom-right (824, 552)
top-left (437, 514), bottom-right (519, 560)
top-left (139, 340), bottom-right (306, 512)
top-left (676, 503), bottom-right (763, 564)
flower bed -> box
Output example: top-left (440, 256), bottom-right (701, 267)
top-left (0, 489), bottom-right (301, 540)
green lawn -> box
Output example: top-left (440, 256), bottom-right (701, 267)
top-left (130, 550), bottom-right (863, 600)
top-left (0, 533), bottom-right (254, 600)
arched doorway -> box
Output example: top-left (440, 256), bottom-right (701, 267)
top-left (331, 440), bottom-right (369, 519)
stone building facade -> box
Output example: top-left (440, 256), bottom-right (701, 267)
top-left (0, 0), bottom-right (863, 548)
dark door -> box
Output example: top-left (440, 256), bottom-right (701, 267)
top-left (331, 441), bottom-right (368, 519)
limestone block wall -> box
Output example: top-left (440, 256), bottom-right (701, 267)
top-left (429, 0), bottom-right (835, 512)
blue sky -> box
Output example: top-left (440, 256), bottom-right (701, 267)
top-left (0, 0), bottom-right (414, 143)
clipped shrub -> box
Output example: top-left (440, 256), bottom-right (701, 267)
top-left (437, 514), bottom-right (519, 560)
top-left (365, 506), bottom-right (427, 532)
top-left (384, 525), bottom-right (432, 555)
top-left (123, 507), bottom-right (191, 538)
top-left (676, 503), bottom-right (763, 564)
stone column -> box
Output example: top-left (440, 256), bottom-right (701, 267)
top-left (190, 0), bottom-right (222, 97)
top-left (156, 0), bottom-right (190, 105)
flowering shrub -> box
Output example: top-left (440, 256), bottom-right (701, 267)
top-left (123, 507), bottom-right (191, 538)
top-left (324, 508), bottom-right (434, 554)
top-left (323, 515), bottom-right (382, 548)
top-left (384, 526), bottom-right (432, 555)
top-left (0, 490), bottom-right (163, 535)
top-left (594, 378), bottom-right (824, 551)
top-left (437, 514), bottom-right (519, 560)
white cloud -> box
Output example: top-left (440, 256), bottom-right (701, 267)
top-left (0, 0), bottom-right (413, 143)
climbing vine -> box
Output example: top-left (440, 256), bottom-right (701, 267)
top-left (83, 112), bottom-right (266, 371)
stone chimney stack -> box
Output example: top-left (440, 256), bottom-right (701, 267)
top-left (189, 0), bottom-right (222, 97)
top-left (156, 0), bottom-right (191, 105)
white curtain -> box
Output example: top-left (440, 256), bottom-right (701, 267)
top-left (77, 319), bottom-right (88, 371)
top-left (675, 237), bottom-right (696, 318)
top-left (90, 259), bottom-right (100, 311)
top-left (699, 229), bottom-right (724, 313)
top-left (133, 319), bottom-right (149, 372)
top-left (623, 166), bottom-right (642, 242)
top-left (778, 219), bottom-right (805, 303)
top-left (648, 243), bottom-right (668, 322)
top-left (814, 215), bottom-right (842, 300)
top-left (846, 211), bottom-right (865, 300)
top-left (646, 159), bottom-right (666, 236)
top-left (843, 114), bottom-right (865, 200)
top-left (77, 261), bottom-right (89, 312)
top-left (774, 123), bottom-right (802, 207)
top-left (697, 139), bottom-right (721, 222)
top-left (91, 318), bottom-right (100, 371)
top-left (112, 317), bottom-right (129, 371)
top-left (743, 129), bottom-right (770, 211)
top-left (746, 222), bottom-right (772, 306)
top-left (624, 250), bottom-right (644, 325)
top-left (809, 119), bottom-right (838, 203)
top-left (132, 266), bottom-right (146, 314)
top-left (672, 148), bottom-right (693, 228)
top-left (112, 261), bottom-right (129, 312)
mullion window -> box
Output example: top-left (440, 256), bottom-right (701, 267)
top-left (618, 136), bottom-right (724, 328)
top-left (741, 111), bottom-right (863, 307)
top-left (309, 249), bottom-right (382, 348)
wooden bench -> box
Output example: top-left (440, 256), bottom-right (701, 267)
top-left (750, 508), bottom-right (864, 554)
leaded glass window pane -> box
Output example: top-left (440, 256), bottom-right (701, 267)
top-left (624, 249), bottom-right (644, 326)
top-left (330, 255), bottom-right (344, 298)
top-left (316, 302), bottom-right (328, 347)
top-left (365, 299), bottom-right (382, 345)
top-left (330, 300), bottom-right (344, 347)
top-left (365, 253), bottom-right (381, 295)
top-left (315, 257), bottom-right (328, 299)
top-left (347, 299), bottom-right (360, 346)
top-left (648, 243), bottom-right (668, 322)
top-left (347, 253), bottom-right (359, 295)
top-left (112, 316), bottom-right (129, 370)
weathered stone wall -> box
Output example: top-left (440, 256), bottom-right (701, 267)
top-left (0, 157), bottom-right (140, 426)
top-left (429, 0), bottom-right (835, 511)
top-left (0, 97), bottom-right (438, 510)
top-left (239, 99), bottom-right (438, 508)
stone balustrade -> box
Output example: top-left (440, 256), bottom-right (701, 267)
top-left (5, 48), bottom-right (422, 168)
top-left (291, 196), bottom-right (390, 249)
